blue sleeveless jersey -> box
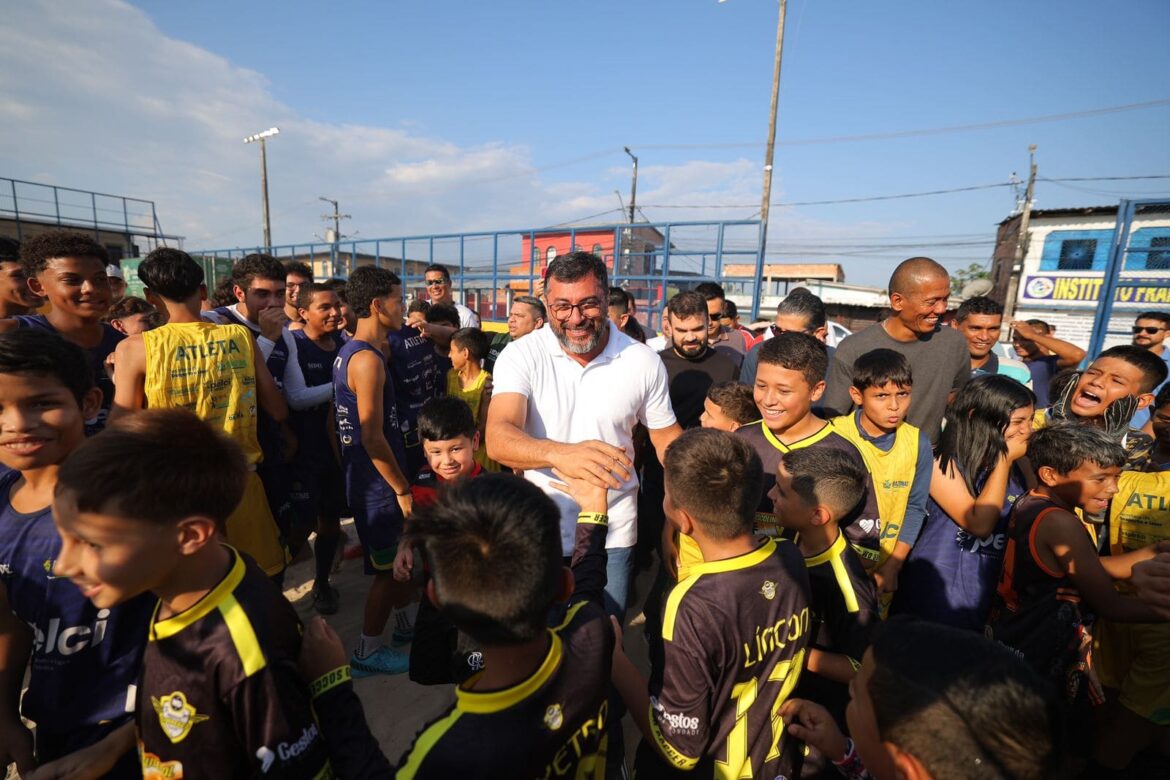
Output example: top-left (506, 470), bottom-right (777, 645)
top-left (333, 338), bottom-right (407, 508)
top-left (209, 306), bottom-right (289, 388)
top-left (890, 465), bottom-right (1027, 631)
top-left (386, 325), bottom-right (440, 449)
top-left (14, 315), bottom-right (123, 436)
top-left (290, 329), bottom-right (343, 464)
top-left (0, 471), bottom-right (153, 732)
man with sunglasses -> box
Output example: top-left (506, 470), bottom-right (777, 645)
top-left (1131, 311), bottom-right (1170, 429)
top-left (740, 290), bottom-right (832, 387)
top-left (487, 251), bottom-right (682, 621)
top-left (423, 264), bottom-right (479, 328)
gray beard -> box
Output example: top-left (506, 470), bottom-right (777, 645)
top-left (554, 320), bottom-right (605, 355)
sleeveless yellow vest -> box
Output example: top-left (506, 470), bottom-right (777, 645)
top-left (142, 322), bottom-right (286, 575)
top-left (143, 322), bottom-right (262, 465)
top-left (1109, 471), bottom-right (1170, 555)
top-left (831, 413), bottom-right (920, 566)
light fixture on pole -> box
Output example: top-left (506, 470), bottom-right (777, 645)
top-left (243, 127), bottom-right (280, 248)
top-left (623, 147), bottom-right (639, 224)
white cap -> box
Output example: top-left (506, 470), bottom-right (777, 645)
top-left (106, 264), bottom-right (124, 280)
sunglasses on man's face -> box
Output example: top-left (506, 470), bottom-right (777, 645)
top-left (1133, 326), bottom-right (1167, 335)
top-left (425, 279), bottom-right (448, 287)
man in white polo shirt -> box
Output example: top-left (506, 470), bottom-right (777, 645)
top-left (487, 251), bottom-right (682, 619)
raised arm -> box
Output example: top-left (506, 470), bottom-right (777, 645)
top-left (1010, 320), bottom-right (1086, 368)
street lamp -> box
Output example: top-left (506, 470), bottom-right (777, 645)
top-left (623, 146), bottom-right (639, 224)
top-left (243, 127), bottom-right (280, 248)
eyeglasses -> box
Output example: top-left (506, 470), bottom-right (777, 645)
top-left (424, 279), bottom-right (448, 287)
top-left (549, 299), bottom-right (603, 320)
top-left (1133, 326), bottom-right (1167, 335)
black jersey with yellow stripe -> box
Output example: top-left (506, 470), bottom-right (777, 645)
top-left (636, 537), bottom-right (812, 779)
top-left (137, 546), bottom-right (332, 779)
top-left (736, 420), bottom-right (884, 565)
top-left (803, 530), bottom-right (879, 665)
top-left (395, 514), bottom-right (612, 779)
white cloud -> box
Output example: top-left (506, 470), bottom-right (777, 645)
top-left (1, 0), bottom-right (903, 285)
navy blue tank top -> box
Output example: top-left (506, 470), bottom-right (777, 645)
top-left (890, 464), bottom-right (1027, 631)
top-left (333, 338), bottom-right (407, 508)
top-left (14, 315), bottom-right (123, 436)
top-left (290, 330), bottom-right (343, 462)
top-left (386, 325), bottom-right (440, 449)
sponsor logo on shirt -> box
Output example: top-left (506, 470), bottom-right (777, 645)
top-left (466, 651), bottom-right (484, 671)
top-left (0, 563), bottom-right (11, 577)
top-left (33, 609), bottom-right (110, 656)
top-left (954, 529), bottom-right (1006, 555)
top-left (257, 724), bottom-right (321, 770)
top-left (140, 748), bottom-right (184, 779)
top-left (760, 580), bottom-right (777, 601)
top-left (152, 691), bottom-right (210, 744)
top-left (651, 696), bottom-right (700, 735)
top-left (543, 703), bottom-right (564, 731)
top-left (256, 746), bottom-right (276, 774)
top-left (881, 479), bottom-right (910, 490)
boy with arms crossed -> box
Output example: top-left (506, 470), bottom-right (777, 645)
top-left (0, 330), bottom-right (150, 778)
top-left (613, 428), bottom-right (812, 779)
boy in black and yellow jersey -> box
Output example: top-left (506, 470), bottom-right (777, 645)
top-left (393, 471), bottom-right (614, 778)
top-left (612, 428), bottom-right (812, 779)
top-left (736, 331), bottom-right (883, 565)
top-left (50, 410), bottom-right (334, 778)
top-left (110, 247), bottom-right (289, 577)
top-left (831, 349), bottom-right (932, 601)
top-left (772, 447), bottom-right (879, 754)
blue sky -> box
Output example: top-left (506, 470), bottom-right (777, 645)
top-left (3, 0), bottom-right (1168, 285)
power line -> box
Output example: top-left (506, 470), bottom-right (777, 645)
top-left (640, 181), bottom-right (1014, 210)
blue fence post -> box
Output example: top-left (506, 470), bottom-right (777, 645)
top-left (750, 221), bottom-right (767, 321)
top-left (492, 232), bottom-right (500, 320)
top-left (1085, 199), bottom-right (1138, 363)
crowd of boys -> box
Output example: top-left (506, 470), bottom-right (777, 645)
top-left (0, 230), bottom-right (1168, 779)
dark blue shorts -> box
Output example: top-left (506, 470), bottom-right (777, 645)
top-left (352, 501), bottom-right (404, 575)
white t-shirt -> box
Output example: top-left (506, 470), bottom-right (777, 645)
top-left (454, 302), bottom-right (480, 329)
top-left (492, 323), bottom-right (677, 553)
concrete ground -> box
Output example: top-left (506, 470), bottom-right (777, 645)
top-left (282, 523), bottom-right (654, 769)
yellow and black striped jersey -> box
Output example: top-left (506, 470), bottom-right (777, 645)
top-left (804, 530), bottom-right (879, 665)
top-left (395, 514), bottom-right (613, 779)
top-left (637, 537), bottom-right (812, 779)
top-left (137, 546), bottom-right (332, 779)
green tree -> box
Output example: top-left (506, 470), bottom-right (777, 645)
top-left (951, 262), bottom-right (990, 295)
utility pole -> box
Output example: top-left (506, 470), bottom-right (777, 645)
top-left (319, 197), bottom-right (351, 277)
top-left (243, 127), bottom-right (280, 248)
top-left (751, 0), bottom-right (787, 321)
top-left (1001, 145), bottom-right (1037, 328)
top-left (623, 147), bottom-right (639, 224)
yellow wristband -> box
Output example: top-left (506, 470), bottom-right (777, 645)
top-left (310, 665), bottom-right (352, 699)
top-left (577, 512), bottom-right (609, 526)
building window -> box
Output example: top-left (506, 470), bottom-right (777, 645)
top-left (532, 243), bottom-right (540, 264)
top-left (1148, 236), bottom-right (1170, 270)
top-left (1057, 239), bottom-right (1097, 270)
top-left (546, 246), bottom-right (557, 264)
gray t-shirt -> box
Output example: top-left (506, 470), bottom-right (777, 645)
top-left (822, 321), bottom-right (970, 443)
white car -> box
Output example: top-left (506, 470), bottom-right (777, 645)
top-left (826, 321), bottom-right (851, 348)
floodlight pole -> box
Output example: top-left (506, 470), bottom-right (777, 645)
top-left (244, 127), bottom-right (280, 248)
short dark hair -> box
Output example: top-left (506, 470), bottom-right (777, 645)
top-left (757, 331), bottom-right (828, 388)
top-left (283, 261), bottom-right (313, 281)
top-left (1155, 382), bottom-right (1170, 411)
top-left (232, 253), bottom-right (286, 289)
top-left (406, 298), bottom-right (430, 315)
top-left (326, 277), bottom-right (349, 303)
top-left (108, 296), bottom-right (155, 321)
top-left (418, 395), bottom-right (477, 443)
top-left (723, 300), bottom-right (739, 319)
top-left (21, 230), bottom-right (109, 277)
top-left (412, 473), bottom-right (563, 644)
top-left (780, 447), bottom-right (866, 521)
top-left (512, 295), bottom-right (546, 320)
top-left (1024, 318), bottom-right (1051, 334)
top-left (425, 303), bottom-right (460, 329)
top-left (663, 428), bottom-right (763, 540)
top-left (852, 348), bottom-right (913, 391)
top-left (607, 286), bottom-right (632, 313)
top-left (775, 291), bottom-right (826, 331)
top-left (1135, 311), bottom-right (1170, 328)
top-left (868, 616), bottom-right (1064, 780)
top-left (954, 295), bottom-right (1003, 323)
top-left (56, 409), bottom-right (247, 527)
top-left (665, 290), bottom-right (708, 321)
top-left (1028, 423), bottom-right (1126, 474)
top-left (346, 266), bottom-right (401, 319)
top-left (210, 274), bottom-right (237, 307)
top-left (138, 247), bottom-right (205, 301)
top-left (450, 327), bottom-right (489, 361)
top-left (0, 237), bottom-right (20, 263)
top-left (693, 281), bottom-right (726, 303)
top-left (295, 282), bottom-right (336, 311)
top-left (1096, 344), bottom-right (1169, 393)
top-left (0, 329), bottom-right (93, 404)
top-left (423, 264), bottom-right (451, 282)
top-left (546, 251), bottom-right (608, 292)
top-left (706, 381), bottom-right (760, 425)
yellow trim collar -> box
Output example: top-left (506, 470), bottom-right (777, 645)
top-left (150, 546), bottom-right (245, 642)
top-left (760, 420), bottom-right (833, 453)
top-left (686, 537), bottom-right (777, 578)
top-left (455, 630), bottom-right (563, 714)
top-left (803, 529), bottom-right (848, 568)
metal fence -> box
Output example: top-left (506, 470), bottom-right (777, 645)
top-left (192, 219), bottom-right (764, 333)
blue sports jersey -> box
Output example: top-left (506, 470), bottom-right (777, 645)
top-left (0, 470), bottom-right (152, 732)
top-left (890, 465), bottom-right (1028, 631)
top-left (208, 306), bottom-right (289, 387)
top-left (13, 315), bottom-right (123, 436)
top-left (386, 325), bottom-right (440, 450)
top-left (333, 338), bottom-right (408, 509)
top-left (289, 329), bottom-right (344, 463)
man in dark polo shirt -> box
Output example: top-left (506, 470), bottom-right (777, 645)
top-left (659, 291), bottom-right (741, 428)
